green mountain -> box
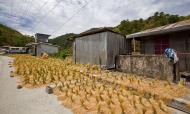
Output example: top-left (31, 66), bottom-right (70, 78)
top-left (49, 33), bottom-right (76, 49)
top-left (0, 23), bottom-right (34, 46)
top-left (113, 12), bottom-right (190, 35)
top-left (49, 33), bottom-right (76, 58)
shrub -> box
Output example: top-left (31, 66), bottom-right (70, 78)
top-left (52, 48), bottom-right (72, 59)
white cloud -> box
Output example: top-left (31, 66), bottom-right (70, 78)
top-left (0, 0), bottom-right (190, 38)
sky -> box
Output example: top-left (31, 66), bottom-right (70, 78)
top-left (0, 0), bottom-right (190, 38)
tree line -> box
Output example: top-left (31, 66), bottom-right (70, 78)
top-left (113, 12), bottom-right (190, 35)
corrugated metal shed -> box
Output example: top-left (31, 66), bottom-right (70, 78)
top-left (126, 19), bottom-right (190, 38)
top-left (73, 28), bottom-right (126, 69)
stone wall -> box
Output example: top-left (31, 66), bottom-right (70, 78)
top-left (116, 55), bottom-right (174, 81)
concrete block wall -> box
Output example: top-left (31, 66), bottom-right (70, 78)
top-left (116, 55), bottom-right (174, 81)
top-left (36, 44), bottom-right (58, 56)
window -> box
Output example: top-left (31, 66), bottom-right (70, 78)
top-left (154, 37), bottom-right (169, 54)
top-left (132, 39), bottom-right (141, 54)
top-left (10, 48), bottom-right (19, 50)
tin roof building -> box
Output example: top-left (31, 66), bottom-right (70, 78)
top-left (73, 28), bottom-right (127, 69)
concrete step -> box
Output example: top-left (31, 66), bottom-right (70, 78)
top-left (168, 97), bottom-right (190, 114)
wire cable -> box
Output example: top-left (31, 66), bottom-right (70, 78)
top-left (25, 0), bottom-right (49, 22)
top-left (51, 0), bottom-right (94, 35)
top-left (29, 0), bottom-right (64, 31)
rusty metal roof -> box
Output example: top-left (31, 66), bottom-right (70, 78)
top-left (126, 19), bottom-right (190, 39)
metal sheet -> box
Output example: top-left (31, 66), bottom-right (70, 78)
top-left (73, 31), bottom-right (127, 69)
top-left (74, 32), bottom-right (107, 67)
top-left (106, 32), bottom-right (126, 68)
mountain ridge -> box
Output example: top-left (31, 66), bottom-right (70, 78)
top-left (0, 23), bottom-right (34, 46)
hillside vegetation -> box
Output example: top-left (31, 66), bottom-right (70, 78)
top-left (49, 33), bottom-right (76, 58)
top-left (113, 12), bottom-right (190, 35)
top-left (49, 33), bottom-right (76, 49)
top-left (0, 23), bottom-right (34, 46)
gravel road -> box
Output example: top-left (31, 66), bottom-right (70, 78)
top-left (0, 56), bottom-right (72, 114)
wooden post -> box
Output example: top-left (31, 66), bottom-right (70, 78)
top-left (74, 42), bottom-right (76, 64)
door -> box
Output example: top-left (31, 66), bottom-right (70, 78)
top-left (154, 36), bottom-right (170, 54)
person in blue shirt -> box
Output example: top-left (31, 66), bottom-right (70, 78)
top-left (164, 48), bottom-right (179, 82)
top-left (164, 48), bottom-right (179, 63)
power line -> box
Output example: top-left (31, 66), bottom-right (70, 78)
top-left (24, 0), bottom-right (36, 18)
top-left (0, 11), bottom-right (20, 20)
top-left (21, 0), bottom-right (32, 20)
top-left (4, 0), bottom-right (93, 36)
top-left (8, 0), bottom-right (50, 30)
top-left (19, 0), bottom-right (37, 28)
top-left (9, 0), bottom-right (13, 18)
top-left (29, 0), bottom-right (64, 32)
top-left (24, 0), bottom-right (49, 23)
top-left (1, 0), bottom-right (21, 28)
top-left (19, 0), bottom-right (30, 20)
top-left (8, 0), bottom-right (19, 25)
top-left (0, 14), bottom-right (21, 25)
top-left (11, 0), bottom-right (29, 29)
top-left (51, 0), bottom-right (94, 35)
top-left (1, 0), bottom-right (50, 30)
